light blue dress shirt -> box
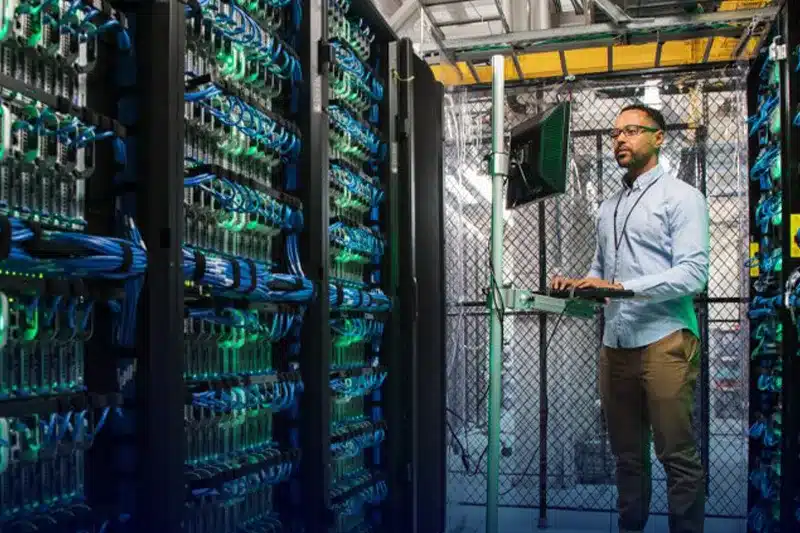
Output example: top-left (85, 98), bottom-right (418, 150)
top-left (587, 163), bottom-right (710, 349)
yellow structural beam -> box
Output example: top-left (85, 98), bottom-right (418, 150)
top-left (429, 0), bottom-right (770, 86)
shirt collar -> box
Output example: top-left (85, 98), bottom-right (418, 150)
top-left (623, 164), bottom-right (664, 191)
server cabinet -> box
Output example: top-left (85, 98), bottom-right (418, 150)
top-left (391, 37), bottom-right (446, 533)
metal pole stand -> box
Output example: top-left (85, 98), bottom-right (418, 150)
top-left (485, 54), bottom-right (508, 533)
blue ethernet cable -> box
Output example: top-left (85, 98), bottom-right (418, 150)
top-left (331, 41), bottom-right (384, 102)
top-left (329, 105), bottom-right (383, 157)
top-left (329, 221), bottom-right (384, 259)
top-left (0, 214), bottom-right (146, 345)
top-left (183, 160), bottom-right (303, 234)
top-left (185, 78), bottom-right (302, 158)
top-left (755, 193), bottom-right (782, 234)
top-left (750, 145), bottom-right (781, 189)
top-left (330, 371), bottom-right (386, 398)
top-left (185, 0), bottom-right (302, 83)
top-left (329, 282), bottom-right (391, 312)
top-left (182, 246), bottom-right (313, 303)
top-left (48, 0), bottom-right (132, 51)
top-left (749, 93), bottom-right (780, 137)
top-left (330, 164), bottom-right (384, 209)
top-left (187, 307), bottom-right (300, 342)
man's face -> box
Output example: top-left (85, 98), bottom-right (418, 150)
top-left (612, 109), bottom-right (664, 169)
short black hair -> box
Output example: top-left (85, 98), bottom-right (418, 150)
top-left (619, 104), bottom-right (666, 131)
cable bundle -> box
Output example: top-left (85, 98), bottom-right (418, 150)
top-left (329, 221), bottom-right (383, 264)
top-left (330, 371), bottom-right (385, 399)
top-left (190, 378), bottom-right (301, 412)
top-left (328, 0), bottom-right (373, 61)
top-left (0, 216), bottom-right (145, 278)
top-left (184, 159), bottom-right (303, 236)
top-left (185, 0), bottom-right (302, 84)
top-left (331, 420), bottom-right (386, 460)
top-left (3, 103), bottom-right (124, 153)
top-left (186, 80), bottom-right (301, 159)
top-left (330, 472), bottom-right (387, 517)
top-left (183, 246), bottom-right (313, 303)
top-left (330, 41), bottom-right (383, 115)
top-left (238, 514), bottom-right (285, 533)
top-left (331, 317), bottom-right (384, 348)
top-left (0, 498), bottom-right (115, 532)
top-left (755, 193), bottom-right (782, 234)
top-left (186, 446), bottom-right (298, 499)
top-left (329, 105), bottom-right (383, 163)
top-left (1, 0), bottom-right (131, 52)
top-left (749, 92), bottom-right (780, 137)
top-left (187, 307), bottom-right (301, 343)
top-left (330, 164), bottom-right (383, 213)
top-left (750, 145), bottom-right (781, 191)
top-left (0, 215), bottom-right (146, 346)
top-left (0, 407), bottom-right (117, 457)
top-left (329, 283), bottom-right (390, 312)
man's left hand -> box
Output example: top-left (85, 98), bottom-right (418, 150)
top-left (573, 277), bottom-right (624, 290)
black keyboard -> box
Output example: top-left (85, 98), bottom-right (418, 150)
top-left (543, 288), bottom-right (636, 301)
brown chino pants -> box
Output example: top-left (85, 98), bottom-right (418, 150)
top-left (599, 329), bottom-right (705, 533)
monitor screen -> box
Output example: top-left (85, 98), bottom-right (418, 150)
top-left (506, 102), bottom-right (571, 210)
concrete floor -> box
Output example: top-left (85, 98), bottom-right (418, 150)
top-left (446, 506), bottom-right (746, 533)
top-left (445, 426), bottom-right (748, 532)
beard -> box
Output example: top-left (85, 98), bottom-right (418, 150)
top-left (615, 149), bottom-right (634, 168)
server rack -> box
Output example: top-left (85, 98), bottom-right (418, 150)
top-left (776, 1), bottom-right (800, 531)
top-left (0, 0), bottom-right (445, 530)
top-left (746, 2), bottom-right (800, 532)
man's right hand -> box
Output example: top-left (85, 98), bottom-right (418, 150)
top-left (550, 276), bottom-right (579, 291)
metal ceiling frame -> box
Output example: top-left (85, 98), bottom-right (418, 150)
top-left (427, 5), bottom-right (778, 55)
top-left (421, 4), bottom-right (780, 77)
top-left (390, 0), bottom-right (780, 85)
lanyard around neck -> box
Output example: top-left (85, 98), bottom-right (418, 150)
top-left (612, 176), bottom-right (662, 252)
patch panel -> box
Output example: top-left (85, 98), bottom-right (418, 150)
top-left (326, 0), bottom-right (389, 529)
top-left (0, 0), bottom-right (141, 530)
top-left (181, 0), bottom-right (307, 529)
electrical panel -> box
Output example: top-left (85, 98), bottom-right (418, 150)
top-left (325, 0), bottom-right (390, 530)
top-left (0, 0), bottom-right (137, 531)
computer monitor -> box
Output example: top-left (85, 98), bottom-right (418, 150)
top-left (506, 102), bottom-right (571, 209)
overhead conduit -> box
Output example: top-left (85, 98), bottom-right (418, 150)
top-left (430, 0), bottom-right (772, 85)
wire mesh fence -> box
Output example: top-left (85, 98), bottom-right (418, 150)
top-left (443, 71), bottom-right (750, 521)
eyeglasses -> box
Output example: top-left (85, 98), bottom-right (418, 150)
top-left (609, 125), bottom-right (661, 139)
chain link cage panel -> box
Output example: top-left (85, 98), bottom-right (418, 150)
top-left (442, 71), bottom-right (750, 523)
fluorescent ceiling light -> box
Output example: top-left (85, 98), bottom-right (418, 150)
top-left (642, 79), bottom-right (662, 110)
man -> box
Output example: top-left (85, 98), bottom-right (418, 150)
top-left (552, 105), bottom-right (709, 533)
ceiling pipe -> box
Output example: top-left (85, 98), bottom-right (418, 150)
top-left (529, 0), bottom-right (551, 30)
top-left (510, 0), bottom-right (529, 31)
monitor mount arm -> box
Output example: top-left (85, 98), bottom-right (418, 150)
top-left (496, 286), bottom-right (601, 319)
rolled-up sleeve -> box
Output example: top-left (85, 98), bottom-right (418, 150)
top-left (621, 190), bottom-right (709, 302)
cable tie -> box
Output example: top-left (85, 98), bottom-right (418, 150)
top-left (114, 242), bottom-right (133, 274)
top-left (0, 215), bottom-right (11, 260)
top-left (230, 258), bottom-right (241, 290)
top-left (193, 249), bottom-right (206, 284)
